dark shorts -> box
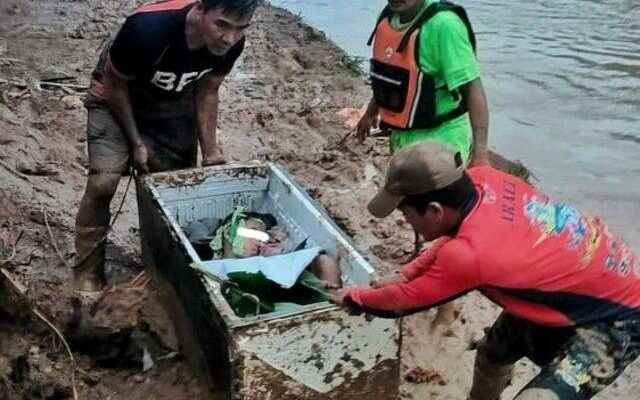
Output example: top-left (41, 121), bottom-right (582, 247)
top-left (481, 312), bottom-right (640, 399)
top-left (85, 101), bottom-right (198, 175)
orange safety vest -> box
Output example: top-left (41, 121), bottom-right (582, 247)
top-left (367, 1), bottom-right (476, 130)
top-left (135, 0), bottom-right (196, 13)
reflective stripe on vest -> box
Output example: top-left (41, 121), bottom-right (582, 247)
top-left (371, 18), bottom-right (422, 129)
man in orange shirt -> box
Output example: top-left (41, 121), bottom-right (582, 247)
top-left (331, 141), bottom-right (640, 400)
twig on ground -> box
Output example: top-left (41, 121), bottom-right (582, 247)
top-left (156, 351), bottom-right (179, 361)
top-left (40, 76), bottom-right (75, 83)
top-left (4, 79), bottom-right (28, 88)
top-left (37, 81), bottom-right (88, 92)
top-left (0, 230), bottom-right (24, 265)
top-left (0, 159), bottom-right (31, 182)
top-left (0, 57), bottom-right (24, 64)
top-left (32, 309), bottom-right (79, 400)
top-left (0, 268), bottom-right (79, 400)
top-left (130, 271), bottom-right (151, 289)
top-left (130, 271), bottom-right (146, 286)
top-left (0, 267), bottom-right (28, 295)
top-left (43, 207), bottom-right (70, 269)
top-left (336, 127), bottom-right (387, 147)
top-left (3, 79), bottom-right (88, 93)
top-left (337, 128), bottom-right (355, 146)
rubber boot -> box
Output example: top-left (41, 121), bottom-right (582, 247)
top-left (468, 349), bottom-right (514, 400)
top-left (74, 225), bottom-right (108, 292)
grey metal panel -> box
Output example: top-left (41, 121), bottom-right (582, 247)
top-left (230, 309), bottom-right (400, 399)
top-left (136, 179), bottom-right (233, 396)
top-left (267, 164), bottom-right (375, 286)
top-left (167, 192), bottom-right (268, 228)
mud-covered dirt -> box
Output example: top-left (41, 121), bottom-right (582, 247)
top-left (1, 0), bottom-right (638, 399)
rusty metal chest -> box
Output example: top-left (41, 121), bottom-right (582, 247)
top-left (137, 163), bottom-right (401, 399)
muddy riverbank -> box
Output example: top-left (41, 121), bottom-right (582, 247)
top-left (1, 0), bottom-right (638, 399)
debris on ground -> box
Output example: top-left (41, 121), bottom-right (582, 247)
top-left (405, 367), bottom-right (446, 386)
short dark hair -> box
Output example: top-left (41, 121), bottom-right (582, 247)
top-left (400, 172), bottom-right (476, 214)
top-left (201, 0), bottom-right (259, 18)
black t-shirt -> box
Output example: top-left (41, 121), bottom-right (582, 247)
top-left (93, 0), bottom-right (244, 101)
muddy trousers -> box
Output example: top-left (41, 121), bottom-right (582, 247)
top-left (468, 345), bottom-right (562, 400)
top-left (74, 225), bottom-right (108, 291)
top-left (468, 345), bottom-right (514, 400)
top-left (469, 312), bottom-right (640, 400)
top-left (74, 104), bottom-right (197, 291)
top-left (74, 171), bottom-right (125, 292)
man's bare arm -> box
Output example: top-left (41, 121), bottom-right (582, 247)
top-left (195, 73), bottom-right (226, 166)
top-left (356, 96), bottom-right (380, 143)
top-left (462, 78), bottom-right (489, 166)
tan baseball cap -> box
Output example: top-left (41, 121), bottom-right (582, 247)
top-left (368, 141), bottom-right (464, 218)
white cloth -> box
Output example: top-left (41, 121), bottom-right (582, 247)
top-left (194, 247), bottom-right (322, 289)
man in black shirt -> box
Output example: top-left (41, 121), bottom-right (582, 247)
top-left (75, 0), bottom-right (257, 291)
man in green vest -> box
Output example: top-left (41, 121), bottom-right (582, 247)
top-left (358, 0), bottom-right (489, 167)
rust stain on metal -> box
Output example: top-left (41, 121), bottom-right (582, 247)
top-left (232, 311), bottom-right (399, 395)
top-left (233, 356), bottom-right (399, 399)
top-left (147, 163), bottom-right (269, 188)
